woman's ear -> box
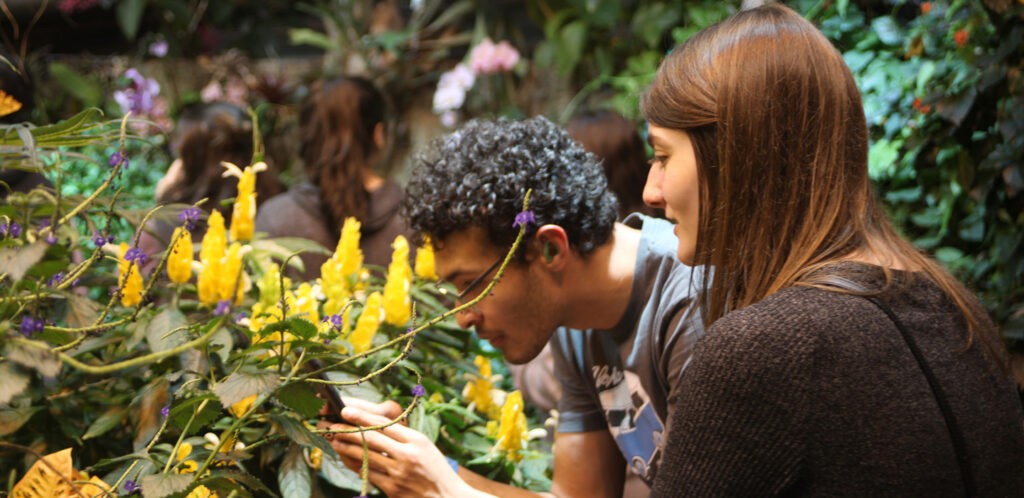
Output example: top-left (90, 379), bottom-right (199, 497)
top-left (533, 225), bottom-right (569, 269)
top-left (373, 122), bottom-right (386, 149)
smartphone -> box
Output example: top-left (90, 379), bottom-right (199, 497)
top-left (306, 359), bottom-right (346, 422)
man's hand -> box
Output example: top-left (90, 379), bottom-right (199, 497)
top-left (320, 400), bottom-right (482, 498)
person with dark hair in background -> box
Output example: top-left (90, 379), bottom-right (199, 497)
top-left (321, 116), bottom-right (702, 497)
top-left (139, 102), bottom-right (283, 261)
top-left (255, 76), bottom-right (408, 279)
top-left (568, 109), bottom-right (660, 220)
top-left (642, 4), bottom-right (1024, 496)
top-left (1, 50), bottom-right (50, 198)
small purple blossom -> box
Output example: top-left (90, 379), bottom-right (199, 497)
top-left (113, 68), bottom-right (160, 116)
top-left (160, 404), bottom-right (170, 417)
top-left (123, 479), bottom-right (140, 494)
top-left (411, 384), bottom-right (426, 397)
top-left (124, 247), bottom-right (148, 266)
top-left (45, 233), bottom-right (57, 244)
top-left (72, 278), bottom-right (80, 286)
top-left (178, 206), bottom-right (201, 231)
top-left (109, 151), bottom-right (129, 168)
top-left (512, 210), bottom-right (536, 229)
top-left (48, 272), bottom-right (66, 287)
top-left (234, 312), bottom-right (248, 324)
top-left (328, 313), bottom-right (344, 330)
top-left (20, 316), bottom-right (45, 336)
top-left (149, 39), bottom-right (169, 58)
top-left (214, 300), bottom-right (231, 316)
top-left (1, 220), bottom-right (21, 238)
top-left (323, 338), bottom-right (331, 345)
top-left (92, 231), bottom-right (107, 247)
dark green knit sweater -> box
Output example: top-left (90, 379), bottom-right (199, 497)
top-left (652, 263), bottom-right (1024, 497)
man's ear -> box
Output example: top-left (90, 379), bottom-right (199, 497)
top-left (533, 225), bottom-right (569, 269)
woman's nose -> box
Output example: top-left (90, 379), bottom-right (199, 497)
top-left (643, 166), bottom-right (665, 209)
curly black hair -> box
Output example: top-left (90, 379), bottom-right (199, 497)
top-left (402, 116), bottom-right (618, 256)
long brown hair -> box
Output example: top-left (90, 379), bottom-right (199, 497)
top-left (641, 4), bottom-right (1001, 357)
top-left (160, 102), bottom-right (282, 216)
top-left (300, 76), bottom-right (386, 231)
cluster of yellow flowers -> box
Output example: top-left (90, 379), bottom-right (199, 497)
top-left (493, 390), bottom-right (529, 462)
top-left (462, 355), bottom-right (533, 462)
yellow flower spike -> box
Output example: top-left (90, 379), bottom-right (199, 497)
top-left (383, 235), bottom-right (412, 326)
top-left (463, 355), bottom-right (497, 418)
top-left (230, 394), bottom-right (258, 418)
top-left (217, 242), bottom-right (245, 303)
top-left (415, 236), bottom-right (438, 281)
top-left (117, 243), bottom-right (144, 307)
top-left (222, 161), bottom-right (267, 242)
top-left (167, 227), bottom-right (194, 284)
top-left (0, 89), bottom-right (23, 118)
top-left (349, 291), bottom-right (382, 354)
top-left (494, 390), bottom-right (528, 462)
top-left (257, 262), bottom-right (284, 306)
top-left (199, 210), bottom-right (227, 262)
top-left (294, 282), bottom-right (320, 325)
top-left (335, 217), bottom-right (364, 277)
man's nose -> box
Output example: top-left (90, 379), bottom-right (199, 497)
top-left (455, 307), bottom-right (479, 329)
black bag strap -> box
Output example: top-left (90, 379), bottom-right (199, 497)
top-left (863, 295), bottom-right (976, 497)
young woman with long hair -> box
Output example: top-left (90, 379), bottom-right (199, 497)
top-left (256, 76), bottom-right (408, 279)
top-left (641, 4), bottom-right (1023, 496)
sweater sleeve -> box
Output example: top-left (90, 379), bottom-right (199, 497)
top-left (651, 304), bottom-right (816, 497)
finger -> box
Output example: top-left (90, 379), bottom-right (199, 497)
top-left (341, 407), bottom-right (418, 444)
top-left (331, 439), bottom-right (393, 473)
top-left (329, 420), bottom-right (406, 456)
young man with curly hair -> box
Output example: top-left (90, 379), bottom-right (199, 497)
top-left (323, 116), bottom-right (702, 497)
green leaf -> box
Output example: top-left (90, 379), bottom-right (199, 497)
top-left (63, 295), bottom-right (100, 329)
top-left (934, 246), bottom-right (964, 265)
top-left (83, 406), bottom-right (130, 440)
top-left (169, 396), bottom-right (223, 435)
top-left (276, 382), bottom-right (325, 419)
top-left (140, 472), bottom-right (192, 498)
top-left (145, 308), bottom-right (189, 353)
top-left (270, 413), bottom-right (334, 454)
top-left (116, 0), bottom-right (147, 40)
top-left (286, 317), bottom-right (318, 341)
top-left (48, 62), bottom-right (102, 107)
top-left (0, 108), bottom-right (103, 146)
top-left (0, 241), bottom-right (49, 283)
top-left (408, 401), bottom-right (441, 443)
top-left (319, 450), bottom-right (363, 491)
top-left (870, 16), bottom-right (902, 46)
top-left (0, 404), bottom-right (41, 437)
top-left (555, 21), bottom-right (587, 75)
top-left (868, 138), bottom-right (900, 180)
top-left (213, 370), bottom-right (279, 408)
top-left (0, 362), bottom-right (30, 405)
top-left (5, 340), bottom-right (61, 377)
top-left (202, 469), bottom-right (276, 497)
top-left (278, 444), bottom-right (313, 498)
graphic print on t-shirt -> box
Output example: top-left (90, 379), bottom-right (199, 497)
top-left (594, 365), bottom-right (664, 485)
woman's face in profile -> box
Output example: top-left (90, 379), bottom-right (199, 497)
top-left (643, 124), bottom-right (700, 265)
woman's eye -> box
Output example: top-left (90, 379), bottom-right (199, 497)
top-left (647, 155), bottom-right (668, 167)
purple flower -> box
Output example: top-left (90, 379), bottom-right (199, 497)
top-left (45, 233), bottom-right (57, 244)
top-left (1, 220), bottom-right (21, 238)
top-left (411, 384), bottom-right (426, 397)
top-left (20, 316), bottom-right (45, 336)
top-left (92, 231), bottom-right (107, 247)
top-left (512, 210), bottom-right (536, 229)
top-left (123, 479), bottom-right (140, 493)
top-left (48, 272), bottom-right (65, 287)
top-left (328, 313), bottom-right (344, 330)
top-left (234, 312), bottom-right (248, 324)
top-left (160, 404), bottom-right (170, 417)
top-left (178, 206), bottom-right (201, 231)
top-left (149, 39), bottom-right (169, 58)
top-left (114, 68), bottom-right (160, 116)
top-left (214, 300), bottom-right (231, 316)
top-left (124, 247), bottom-right (148, 266)
top-left (109, 151), bottom-right (129, 168)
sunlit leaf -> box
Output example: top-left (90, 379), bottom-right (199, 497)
top-left (0, 241), bottom-right (48, 283)
top-left (0, 362), bottom-right (30, 405)
top-left (140, 472), bottom-right (192, 498)
top-left (319, 450), bottom-right (363, 491)
top-left (145, 308), bottom-right (189, 353)
top-left (213, 370), bottom-right (279, 408)
top-left (5, 340), bottom-right (61, 378)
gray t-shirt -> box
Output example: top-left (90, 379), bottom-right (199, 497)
top-left (551, 214), bottom-right (703, 486)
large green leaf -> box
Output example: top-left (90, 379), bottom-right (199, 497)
top-left (0, 404), bottom-right (41, 437)
top-left (116, 0), bottom-right (147, 40)
top-left (48, 62), bottom-right (103, 107)
top-left (145, 308), bottom-right (189, 353)
top-left (278, 444), bottom-right (312, 498)
top-left (275, 382), bottom-right (325, 419)
top-left (83, 406), bottom-right (130, 440)
top-left (140, 472), bottom-right (191, 498)
top-left (270, 413), bottom-right (333, 454)
top-left (4, 340), bottom-right (61, 378)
